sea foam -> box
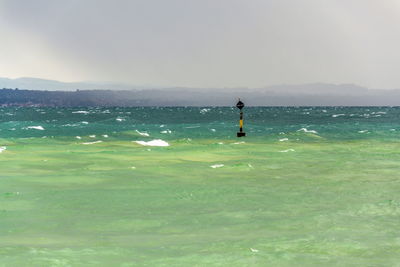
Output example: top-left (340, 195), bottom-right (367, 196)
top-left (26, 126), bottom-right (45, 130)
top-left (280, 149), bottom-right (295, 152)
top-left (0, 146), bottom-right (6, 153)
top-left (210, 164), bottom-right (224, 168)
top-left (297, 128), bottom-right (318, 134)
top-left (82, 141), bottom-right (103, 145)
top-left (135, 130), bottom-right (150, 137)
top-left (134, 139), bottom-right (169, 147)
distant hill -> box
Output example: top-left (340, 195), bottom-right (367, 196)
top-left (0, 77), bottom-right (152, 91)
top-left (2, 85), bottom-right (400, 106)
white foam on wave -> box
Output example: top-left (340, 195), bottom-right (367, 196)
top-left (134, 139), bottom-right (169, 147)
top-left (89, 135), bottom-right (96, 138)
top-left (72, 111), bottom-right (89, 114)
top-left (116, 118), bottom-right (125, 122)
top-left (279, 149), bottom-right (295, 152)
top-left (279, 138), bottom-right (289, 142)
top-left (82, 141), bottom-right (103, 145)
top-left (200, 108), bottom-right (210, 114)
top-left (161, 130), bottom-right (172, 134)
top-left (358, 130), bottom-right (368, 133)
top-left (81, 121), bottom-right (89, 124)
top-left (233, 141), bottom-right (245, 145)
top-left (332, 114), bottom-right (345, 118)
top-left (210, 164), bottom-right (224, 168)
top-left (135, 130), bottom-right (150, 137)
top-left (76, 136), bottom-right (82, 139)
top-left (26, 126), bottom-right (45, 130)
top-left (102, 134), bottom-right (109, 138)
top-left (297, 128), bottom-right (318, 134)
top-left (0, 146), bottom-right (6, 153)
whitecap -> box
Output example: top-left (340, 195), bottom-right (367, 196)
top-left (161, 130), bottom-right (172, 134)
top-left (116, 118), bottom-right (125, 122)
top-left (279, 149), bottom-right (295, 152)
top-left (210, 129), bottom-right (216, 132)
top-left (82, 141), bottom-right (103, 145)
top-left (200, 108), bottom-right (210, 114)
top-left (297, 128), bottom-right (318, 134)
top-left (134, 139), bottom-right (169, 147)
top-left (26, 126), bottom-right (45, 130)
top-left (135, 130), bottom-right (150, 137)
top-left (0, 146), bottom-right (6, 153)
top-left (102, 134), bottom-right (109, 138)
top-left (358, 130), bottom-right (368, 133)
top-left (332, 114), bottom-right (345, 118)
top-left (72, 111), bottom-right (89, 114)
top-left (81, 121), bottom-right (89, 124)
top-left (210, 164), bottom-right (224, 168)
top-left (89, 135), bottom-right (96, 138)
top-left (233, 141), bottom-right (245, 145)
top-left (76, 136), bottom-right (82, 139)
top-left (279, 138), bottom-right (289, 142)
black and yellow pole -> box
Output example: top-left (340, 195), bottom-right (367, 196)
top-left (236, 99), bottom-right (246, 137)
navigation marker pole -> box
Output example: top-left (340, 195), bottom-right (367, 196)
top-left (236, 99), bottom-right (246, 137)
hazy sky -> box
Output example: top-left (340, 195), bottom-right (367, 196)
top-left (0, 0), bottom-right (400, 88)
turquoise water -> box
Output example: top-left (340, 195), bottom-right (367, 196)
top-left (1, 107), bottom-right (400, 266)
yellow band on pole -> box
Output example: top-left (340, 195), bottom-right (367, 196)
top-left (239, 119), bottom-right (243, 128)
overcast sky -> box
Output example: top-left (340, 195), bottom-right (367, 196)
top-left (0, 0), bottom-right (400, 89)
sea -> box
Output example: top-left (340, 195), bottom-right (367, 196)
top-left (0, 106), bottom-right (399, 266)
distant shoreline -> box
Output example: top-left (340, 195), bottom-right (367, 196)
top-left (2, 87), bottom-right (400, 107)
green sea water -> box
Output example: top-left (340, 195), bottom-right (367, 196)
top-left (1, 107), bottom-right (400, 266)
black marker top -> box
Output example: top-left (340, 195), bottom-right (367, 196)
top-left (236, 100), bottom-right (244, 110)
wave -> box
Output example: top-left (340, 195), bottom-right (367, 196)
top-left (210, 164), bottom-right (224, 168)
top-left (136, 130), bottom-right (150, 137)
top-left (82, 141), bottom-right (103, 145)
top-left (279, 149), bottom-right (295, 152)
top-left (134, 139), bottom-right (169, 147)
top-left (26, 126), bottom-right (45, 130)
top-left (297, 128), bottom-right (318, 134)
